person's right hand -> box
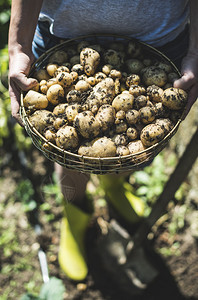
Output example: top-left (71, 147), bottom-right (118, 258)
top-left (9, 50), bottom-right (38, 126)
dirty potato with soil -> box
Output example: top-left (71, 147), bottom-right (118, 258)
top-left (23, 38), bottom-right (188, 162)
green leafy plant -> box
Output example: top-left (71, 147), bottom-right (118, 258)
top-left (21, 277), bottom-right (66, 300)
top-left (16, 179), bottom-right (37, 212)
top-left (130, 154), bottom-right (168, 203)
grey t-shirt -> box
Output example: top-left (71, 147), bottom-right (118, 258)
top-left (39, 0), bottom-right (189, 47)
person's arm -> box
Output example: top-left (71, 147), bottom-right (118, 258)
top-left (174, 0), bottom-right (198, 118)
top-left (8, 0), bottom-right (43, 125)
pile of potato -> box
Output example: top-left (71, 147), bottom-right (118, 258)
top-left (23, 38), bottom-right (188, 159)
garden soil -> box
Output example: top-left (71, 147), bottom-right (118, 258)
top-left (0, 102), bottom-right (198, 300)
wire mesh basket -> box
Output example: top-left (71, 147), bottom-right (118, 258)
top-left (20, 34), bottom-right (183, 175)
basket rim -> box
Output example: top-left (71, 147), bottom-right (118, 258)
top-left (20, 34), bottom-right (184, 170)
top-left (20, 104), bottom-right (182, 163)
top-left (30, 33), bottom-right (181, 76)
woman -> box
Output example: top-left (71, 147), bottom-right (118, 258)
top-left (8, 0), bottom-right (198, 281)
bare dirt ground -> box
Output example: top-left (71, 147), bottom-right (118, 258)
top-left (0, 102), bottom-right (198, 300)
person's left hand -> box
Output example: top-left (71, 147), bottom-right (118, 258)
top-left (174, 52), bottom-right (198, 119)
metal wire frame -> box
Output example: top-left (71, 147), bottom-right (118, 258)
top-left (20, 34), bottom-right (183, 175)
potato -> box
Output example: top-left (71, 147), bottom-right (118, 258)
top-left (95, 104), bottom-right (116, 132)
top-left (134, 95), bottom-right (148, 110)
top-left (46, 84), bottom-right (64, 105)
top-left (142, 66), bottom-right (167, 87)
top-left (125, 109), bottom-right (139, 125)
top-left (65, 85), bottom-right (75, 96)
top-left (89, 44), bottom-right (103, 53)
top-left (140, 123), bottom-right (166, 146)
top-left (86, 76), bottom-right (96, 86)
top-left (102, 64), bottom-right (113, 76)
top-left (78, 74), bottom-right (88, 81)
top-left (112, 91), bottom-right (134, 112)
top-left (116, 145), bottom-right (130, 156)
top-left (154, 118), bottom-right (174, 134)
top-left (66, 89), bottom-right (82, 104)
top-left (31, 82), bottom-right (40, 92)
top-left (44, 128), bottom-right (56, 143)
top-left (78, 142), bottom-right (92, 157)
top-left (66, 45), bottom-right (77, 58)
top-left (48, 50), bottom-right (68, 64)
top-left (126, 127), bottom-right (139, 140)
top-left (41, 142), bottom-right (53, 151)
top-left (129, 85), bottom-right (146, 97)
top-left (74, 111), bottom-right (100, 139)
top-left (78, 137), bottom-right (117, 158)
top-left (109, 69), bottom-right (122, 79)
top-left (103, 49), bottom-right (123, 69)
top-left (147, 85), bottom-right (163, 102)
top-left (70, 71), bottom-right (78, 82)
top-left (146, 100), bottom-right (155, 108)
top-left (114, 78), bottom-right (121, 95)
top-left (128, 140), bottom-right (146, 154)
top-left (116, 110), bottom-right (126, 120)
top-left (28, 110), bottom-right (55, 133)
top-left (70, 55), bottom-right (81, 66)
top-left (125, 59), bottom-right (144, 74)
top-left (139, 106), bottom-right (156, 124)
top-left (169, 110), bottom-right (183, 123)
top-left (56, 71), bottom-right (73, 88)
top-left (66, 104), bottom-right (81, 123)
top-left (153, 102), bottom-right (169, 118)
top-left (46, 63), bottom-right (59, 77)
top-left (33, 69), bottom-right (50, 81)
top-left (167, 72), bottom-right (180, 83)
top-left (75, 80), bottom-right (91, 92)
top-left (80, 47), bottom-right (100, 76)
top-left (154, 61), bottom-right (172, 73)
top-left (77, 40), bottom-right (90, 52)
top-left (127, 40), bottom-right (142, 58)
top-left (162, 87), bottom-right (188, 110)
top-left (128, 139), bottom-right (148, 164)
top-left (126, 74), bottom-right (140, 87)
top-left (71, 64), bottom-right (84, 75)
top-left (94, 72), bottom-right (107, 83)
top-left (85, 78), bottom-right (115, 110)
top-left (143, 58), bottom-right (152, 67)
top-left (53, 117), bottom-right (68, 130)
top-left (56, 125), bottom-right (79, 149)
top-left (53, 103), bottom-right (68, 115)
top-left (163, 83), bottom-right (173, 89)
top-left (112, 133), bottom-right (128, 146)
top-left (89, 137), bottom-right (117, 157)
top-left (115, 120), bottom-right (128, 133)
top-left (46, 77), bottom-right (59, 89)
top-left (40, 80), bottom-right (48, 94)
top-left (54, 65), bottom-right (70, 76)
top-left (23, 90), bottom-right (48, 109)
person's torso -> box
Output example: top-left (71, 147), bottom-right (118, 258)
top-left (39, 0), bottom-right (189, 47)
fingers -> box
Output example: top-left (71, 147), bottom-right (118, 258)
top-left (8, 51), bottom-right (38, 125)
top-left (9, 72), bottom-right (38, 91)
top-left (173, 69), bottom-right (198, 120)
top-left (9, 80), bottom-right (24, 127)
top-left (181, 83), bottom-right (198, 120)
top-left (174, 72), bottom-right (197, 90)
top-left (9, 72), bottom-right (38, 126)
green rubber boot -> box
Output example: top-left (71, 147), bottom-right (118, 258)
top-left (58, 201), bottom-right (92, 281)
top-left (99, 174), bottom-right (145, 224)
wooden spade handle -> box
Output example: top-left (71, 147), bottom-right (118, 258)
top-left (132, 128), bottom-right (198, 248)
